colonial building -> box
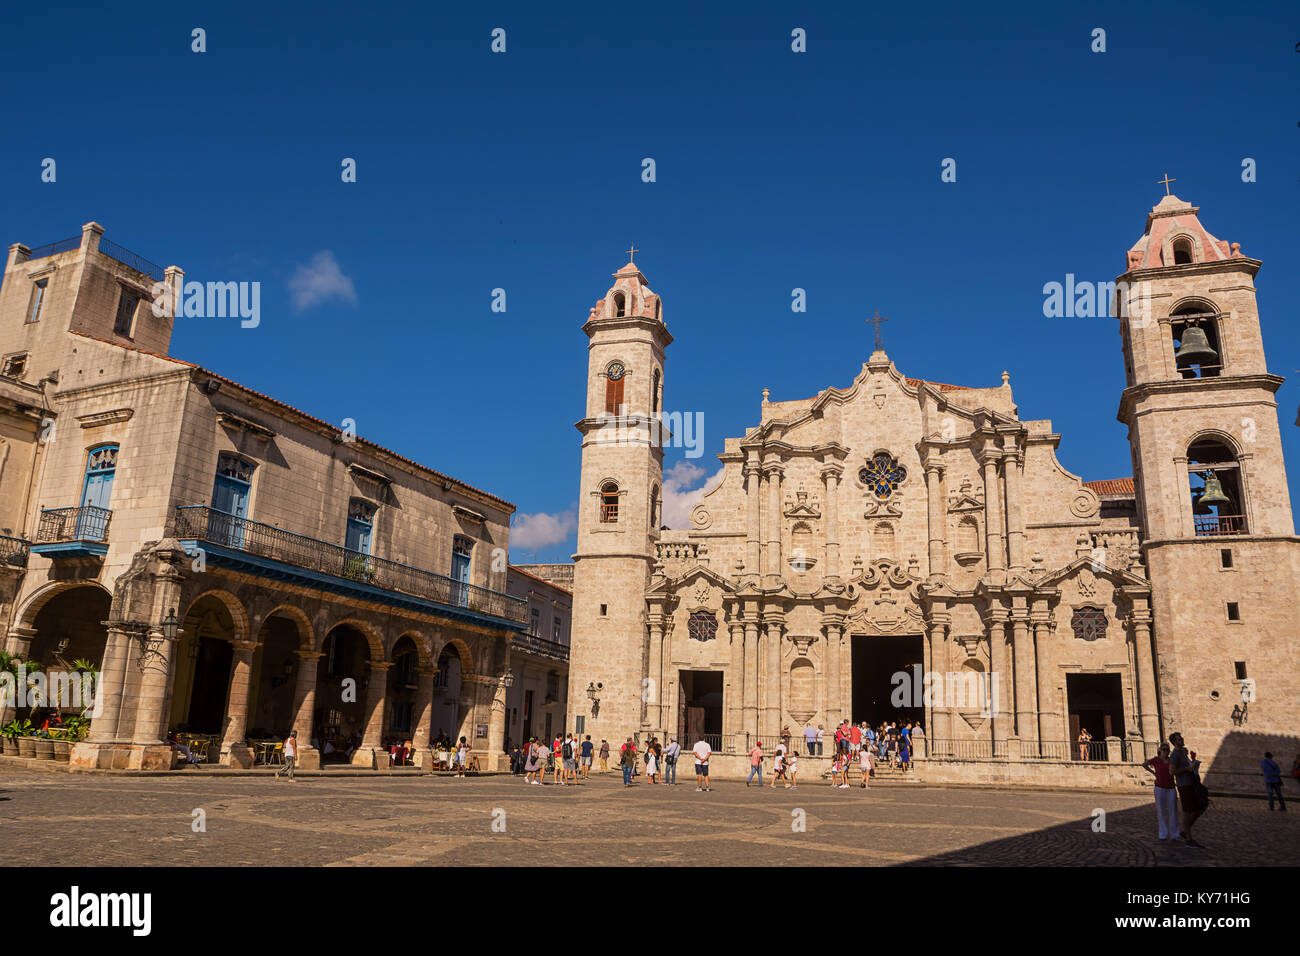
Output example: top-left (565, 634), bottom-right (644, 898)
top-left (504, 565), bottom-right (571, 747)
top-left (0, 222), bottom-right (530, 771)
top-left (565, 194), bottom-right (1299, 789)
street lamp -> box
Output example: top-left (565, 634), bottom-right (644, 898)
top-left (503, 668), bottom-right (515, 689)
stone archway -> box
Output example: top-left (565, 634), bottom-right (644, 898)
top-left (8, 583), bottom-right (112, 724)
top-left (171, 592), bottom-right (245, 736)
top-left (430, 640), bottom-right (473, 746)
top-left (247, 609), bottom-right (313, 739)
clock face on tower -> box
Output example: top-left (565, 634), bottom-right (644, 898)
top-left (606, 361), bottom-right (626, 381)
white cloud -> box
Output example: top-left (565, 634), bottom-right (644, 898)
top-left (510, 507), bottom-right (577, 551)
top-left (661, 460), bottom-right (723, 529)
top-left (288, 251), bottom-right (358, 312)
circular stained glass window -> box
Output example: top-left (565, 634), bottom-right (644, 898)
top-left (858, 452), bottom-right (906, 500)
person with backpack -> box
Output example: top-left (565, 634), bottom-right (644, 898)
top-left (524, 737), bottom-right (542, 785)
top-left (562, 733), bottom-right (577, 785)
top-left (663, 737), bottom-right (680, 785)
top-left (620, 736), bottom-right (637, 786)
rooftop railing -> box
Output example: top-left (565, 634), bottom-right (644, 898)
top-left (25, 236), bottom-right (82, 261)
top-left (173, 505), bottom-right (527, 625)
top-left (97, 237), bottom-right (165, 282)
top-left (512, 632), bottom-right (570, 662)
top-left (1194, 514), bottom-right (1246, 536)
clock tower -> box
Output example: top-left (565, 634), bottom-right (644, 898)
top-left (566, 254), bottom-right (671, 741)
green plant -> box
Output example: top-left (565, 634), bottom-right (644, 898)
top-left (342, 555), bottom-right (375, 582)
top-left (70, 658), bottom-right (99, 676)
top-left (61, 715), bottom-right (90, 742)
top-left (2, 719), bottom-right (34, 739)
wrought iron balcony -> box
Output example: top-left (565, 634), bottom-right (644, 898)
top-left (0, 535), bottom-right (29, 568)
top-left (32, 506), bottom-right (111, 556)
top-left (172, 505), bottom-right (527, 626)
top-left (1194, 514), bottom-right (1246, 537)
top-left (512, 631), bottom-right (570, 662)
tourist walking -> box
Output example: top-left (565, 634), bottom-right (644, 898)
top-left (693, 736), bottom-right (712, 791)
top-left (1141, 743), bottom-right (1177, 838)
top-left (747, 741), bottom-right (764, 787)
top-left (620, 737), bottom-right (637, 786)
top-left (859, 743), bottom-right (873, 788)
top-left (580, 735), bottom-right (594, 779)
top-left (664, 737), bottom-right (681, 785)
top-left (770, 744), bottom-right (786, 788)
top-left (644, 737), bottom-right (660, 784)
top-left (561, 733), bottom-right (577, 785)
top-left (524, 738), bottom-right (542, 784)
top-left (1169, 732), bottom-right (1208, 847)
top-left (786, 750), bottom-right (799, 789)
top-left (599, 739), bottom-right (610, 773)
top-left (551, 735), bottom-right (564, 785)
top-left (1262, 751), bottom-right (1287, 811)
top-left (276, 729), bottom-right (298, 780)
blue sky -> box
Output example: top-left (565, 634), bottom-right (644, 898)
top-left (3, 2), bottom-right (1296, 562)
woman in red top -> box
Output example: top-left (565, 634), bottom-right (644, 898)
top-left (1142, 743), bottom-right (1178, 840)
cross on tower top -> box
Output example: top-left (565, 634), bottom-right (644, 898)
top-left (1158, 173), bottom-right (1176, 196)
top-left (625, 244), bottom-right (638, 261)
top-left (867, 309), bottom-right (889, 351)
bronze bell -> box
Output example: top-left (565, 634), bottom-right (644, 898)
top-left (1175, 325), bottom-right (1218, 367)
top-left (1197, 473), bottom-right (1232, 509)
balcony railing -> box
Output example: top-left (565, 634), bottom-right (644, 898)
top-left (0, 535), bottom-right (29, 568)
top-left (36, 506), bottom-right (112, 544)
top-left (173, 505), bottom-right (527, 625)
top-left (512, 632), bottom-right (570, 662)
top-left (1194, 514), bottom-right (1246, 536)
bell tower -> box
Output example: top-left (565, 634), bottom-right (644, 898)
top-left (565, 252), bottom-right (671, 741)
top-left (1116, 190), bottom-right (1299, 786)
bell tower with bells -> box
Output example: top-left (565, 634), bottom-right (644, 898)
top-left (566, 248), bottom-right (672, 742)
top-left (1115, 185), bottom-right (1298, 782)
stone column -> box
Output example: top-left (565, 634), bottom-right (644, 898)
top-left (1130, 610), bottom-right (1161, 745)
top-left (743, 617), bottom-right (760, 733)
top-left (1033, 618), bottom-right (1058, 747)
top-left (86, 626), bottom-right (135, 745)
top-left (744, 457), bottom-right (762, 581)
top-left (413, 666), bottom-right (436, 746)
top-left (218, 640), bottom-right (258, 768)
top-left (126, 626), bottom-right (182, 770)
top-left (488, 672), bottom-right (509, 768)
top-left (727, 621), bottom-right (744, 736)
top-left (840, 630), bottom-right (852, 725)
top-left (988, 615), bottom-right (1010, 750)
top-left (924, 464), bottom-right (946, 580)
top-left (820, 619), bottom-right (841, 727)
top-left (926, 622), bottom-right (952, 748)
top-left (645, 613), bottom-right (665, 729)
top-left (981, 451), bottom-right (1005, 578)
top-left (353, 660), bottom-right (390, 766)
top-left (290, 651), bottom-right (322, 770)
top-left (1010, 613), bottom-right (1037, 751)
top-left (763, 463), bottom-right (784, 584)
top-left (821, 464), bottom-right (842, 579)
top-left (1002, 444), bottom-right (1026, 571)
top-left (763, 617), bottom-right (783, 737)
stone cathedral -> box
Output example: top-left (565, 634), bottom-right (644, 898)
top-left (564, 194), bottom-right (1299, 789)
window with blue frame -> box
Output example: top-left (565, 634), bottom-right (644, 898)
top-left (77, 444), bottom-right (118, 540)
top-left (211, 452), bottom-right (254, 547)
top-left (346, 499), bottom-right (375, 555)
top-left (452, 536), bottom-right (473, 606)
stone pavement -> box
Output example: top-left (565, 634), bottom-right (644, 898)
top-left (0, 767), bottom-right (1295, 866)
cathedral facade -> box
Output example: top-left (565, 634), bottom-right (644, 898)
top-left (565, 194), bottom-right (1299, 789)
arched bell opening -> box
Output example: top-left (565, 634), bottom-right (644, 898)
top-left (1188, 439), bottom-right (1247, 536)
top-left (1171, 303), bottom-right (1222, 379)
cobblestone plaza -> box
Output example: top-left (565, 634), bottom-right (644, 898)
top-left (2, 767), bottom-right (1295, 867)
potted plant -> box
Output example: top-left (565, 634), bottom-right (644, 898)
top-left (13, 720), bottom-right (37, 758)
top-left (342, 554), bottom-right (375, 583)
top-left (1, 719), bottom-right (29, 757)
top-left (31, 729), bottom-right (55, 760)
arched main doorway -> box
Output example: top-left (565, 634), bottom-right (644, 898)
top-left (315, 623), bottom-right (373, 761)
top-left (171, 594), bottom-right (240, 735)
top-left (247, 612), bottom-right (307, 739)
top-left (386, 636), bottom-right (420, 746)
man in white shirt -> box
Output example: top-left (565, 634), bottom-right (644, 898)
top-left (277, 729), bottom-right (298, 781)
top-left (692, 738), bottom-right (712, 791)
